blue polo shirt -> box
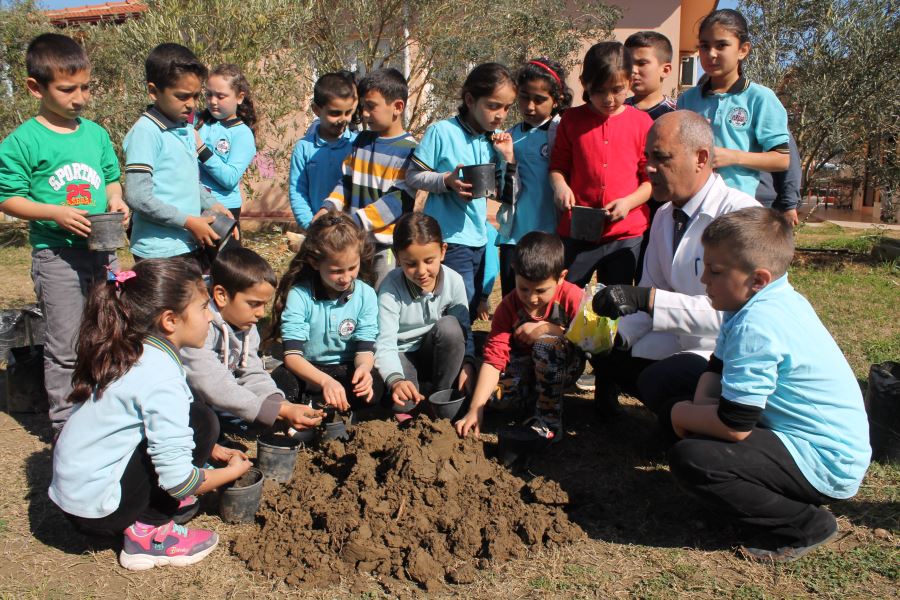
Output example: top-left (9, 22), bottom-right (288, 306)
top-left (497, 117), bottom-right (558, 245)
top-left (715, 275), bottom-right (871, 499)
top-left (412, 116), bottom-right (500, 247)
top-left (198, 117), bottom-right (257, 210)
top-left (288, 123), bottom-right (356, 227)
top-left (124, 107), bottom-right (203, 258)
top-left (677, 77), bottom-right (789, 196)
top-left (281, 277), bottom-right (378, 365)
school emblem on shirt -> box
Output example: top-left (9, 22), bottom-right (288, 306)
top-left (215, 138), bottom-right (230, 154)
top-left (727, 107), bottom-right (750, 129)
top-left (338, 318), bottom-right (356, 339)
top-left (65, 183), bottom-right (92, 206)
top-left (540, 143), bottom-right (550, 158)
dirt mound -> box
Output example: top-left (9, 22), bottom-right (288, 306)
top-left (233, 417), bottom-right (584, 589)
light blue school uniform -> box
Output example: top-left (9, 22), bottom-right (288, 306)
top-left (197, 117), bottom-right (257, 210)
top-left (288, 123), bottom-right (357, 227)
top-left (281, 278), bottom-right (378, 365)
top-left (49, 337), bottom-right (203, 518)
top-left (411, 116), bottom-right (500, 247)
top-left (124, 107), bottom-right (203, 258)
top-left (715, 275), bottom-right (871, 499)
top-left (497, 117), bottom-right (558, 245)
top-left (677, 76), bottom-right (789, 196)
top-left (482, 224), bottom-right (499, 298)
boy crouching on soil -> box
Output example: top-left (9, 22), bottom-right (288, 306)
top-left (668, 207), bottom-right (870, 562)
top-left (456, 232), bottom-right (584, 443)
top-left (181, 247), bottom-right (323, 433)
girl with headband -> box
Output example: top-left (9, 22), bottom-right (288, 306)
top-left (495, 57), bottom-right (573, 297)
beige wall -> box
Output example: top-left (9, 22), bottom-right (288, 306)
top-left (566, 0), bottom-right (716, 106)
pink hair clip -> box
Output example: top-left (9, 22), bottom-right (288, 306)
top-left (107, 269), bottom-right (136, 288)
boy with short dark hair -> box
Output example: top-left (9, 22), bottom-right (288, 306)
top-left (669, 207), bottom-right (870, 563)
top-left (319, 67), bottom-right (418, 285)
top-left (624, 31), bottom-right (676, 119)
top-left (0, 33), bottom-right (128, 433)
top-left (289, 71), bottom-right (358, 228)
top-left (180, 247), bottom-right (323, 434)
top-left (621, 30), bottom-right (677, 287)
top-left (456, 231), bottom-right (585, 442)
top-left (124, 43), bottom-right (229, 262)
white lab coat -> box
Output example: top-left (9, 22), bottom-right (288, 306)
top-left (617, 173), bottom-right (760, 360)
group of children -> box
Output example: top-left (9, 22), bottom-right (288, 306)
top-left (0, 7), bottom-right (871, 576)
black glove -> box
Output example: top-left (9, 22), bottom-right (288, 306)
top-left (592, 285), bottom-right (652, 319)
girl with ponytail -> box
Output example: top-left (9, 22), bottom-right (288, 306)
top-left (50, 258), bottom-right (251, 571)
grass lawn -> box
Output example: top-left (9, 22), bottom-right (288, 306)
top-left (0, 221), bottom-right (896, 599)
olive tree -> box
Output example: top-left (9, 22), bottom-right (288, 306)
top-left (739, 0), bottom-right (899, 197)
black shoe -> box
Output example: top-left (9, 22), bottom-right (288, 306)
top-left (593, 380), bottom-right (623, 420)
top-left (740, 510), bottom-right (839, 563)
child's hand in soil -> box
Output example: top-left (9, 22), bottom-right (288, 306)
top-left (444, 164), bottom-right (473, 201)
top-left (455, 406), bottom-right (483, 438)
top-left (210, 443), bottom-right (248, 464)
top-left (320, 375), bottom-right (350, 412)
top-left (279, 402), bottom-right (324, 430)
top-left (391, 379), bottom-right (424, 406)
top-left (351, 365), bottom-right (375, 403)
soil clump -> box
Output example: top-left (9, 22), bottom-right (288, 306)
top-left (233, 417), bottom-right (583, 589)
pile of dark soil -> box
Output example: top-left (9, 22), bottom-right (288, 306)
top-left (233, 417), bottom-right (583, 590)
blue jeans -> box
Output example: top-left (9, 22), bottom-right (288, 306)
top-left (443, 243), bottom-right (485, 319)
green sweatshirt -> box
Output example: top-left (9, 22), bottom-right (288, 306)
top-left (0, 117), bottom-right (120, 249)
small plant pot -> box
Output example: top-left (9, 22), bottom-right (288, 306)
top-left (288, 426), bottom-right (316, 446)
top-left (461, 164), bottom-right (496, 199)
top-left (256, 434), bottom-right (300, 483)
top-left (86, 212), bottom-right (126, 251)
top-left (428, 389), bottom-right (465, 420)
top-left (322, 419), bottom-right (349, 441)
top-left (569, 206), bottom-right (609, 242)
top-left (201, 209), bottom-right (237, 252)
top-left (219, 467), bottom-right (263, 523)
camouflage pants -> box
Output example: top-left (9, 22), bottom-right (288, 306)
top-left (489, 335), bottom-right (585, 422)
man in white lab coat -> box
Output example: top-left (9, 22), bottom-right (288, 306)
top-left (590, 111), bottom-right (759, 436)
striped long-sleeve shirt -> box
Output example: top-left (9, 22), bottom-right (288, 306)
top-left (322, 130), bottom-right (417, 244)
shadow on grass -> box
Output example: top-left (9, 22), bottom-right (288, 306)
top-left (832, 499), bottom-right (900, 532)
top-left (24, 446), bottom-right (118, 555)
top-left (478, 393), bottom-right (741, 552)
top-left (5, 407), bottom-right (119, 556)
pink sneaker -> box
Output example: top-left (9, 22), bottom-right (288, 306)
top-left (119, 520), bottom-right (218, 571)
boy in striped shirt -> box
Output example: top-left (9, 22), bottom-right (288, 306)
top-left (318, 68), bottom-right (417, 286)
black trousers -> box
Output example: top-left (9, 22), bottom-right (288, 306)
top-left (66, 401), bottom-right (219, 536)
top-left (669, 428), bottom-right (836, 546)
top-left (592, 349), bottom-right (708, 434)
top-left (271, 361), bottom-right (385, 410)
top-left (563, 235), bottom-right (642, 288)
top-left (394, 315), bottom-right (466, 410)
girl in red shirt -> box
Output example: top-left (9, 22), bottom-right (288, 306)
top-left (549, 42), bottom-right (653, 286)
